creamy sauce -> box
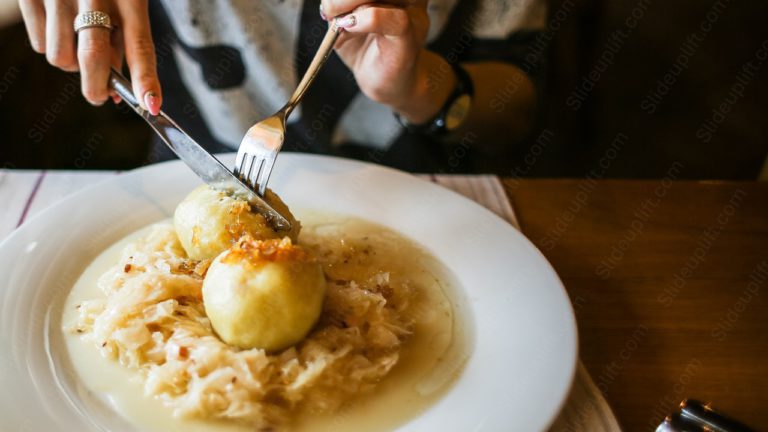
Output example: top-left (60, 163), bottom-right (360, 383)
top-left (62, 212), bottom-right (471, 431)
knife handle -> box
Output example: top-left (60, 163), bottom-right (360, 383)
top-left (108, 69), bottom-right (186, 153)
top-left (109, 68), bottom-right (144, 114)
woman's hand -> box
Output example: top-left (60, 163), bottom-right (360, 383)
top-left (321, 0), bottom-right (453, 123)
top-left (18, 0), bottom-right (161, 114)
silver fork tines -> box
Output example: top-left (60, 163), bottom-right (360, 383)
top-left (234, 20), bottom-right (341, 196)
top-left (235, 115), bottom-right (283, 196)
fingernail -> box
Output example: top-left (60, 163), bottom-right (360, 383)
top-left (112, 94), bottom-right (122, 104)
top-left (144, 91), bottom-right (160, 115)
top-left (319, 4), bottom-right (327, 21)
top-left (336, 15), bottom-right (357, 29)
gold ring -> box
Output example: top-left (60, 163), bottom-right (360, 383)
top-left (73, 11), bottom-right (113, 33)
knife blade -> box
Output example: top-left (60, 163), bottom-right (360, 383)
top-left (108, 68), bottom-right (291, 231)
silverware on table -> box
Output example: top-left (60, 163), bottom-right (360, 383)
top-left (656, 399), bottom-right (756, 432)
top-left (108, 68), bottom-right (291, 231)
top-left (234, 19), bottom-right (342, 196)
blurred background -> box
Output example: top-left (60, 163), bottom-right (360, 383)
top-left (1, 0), bottom-right (766, 179)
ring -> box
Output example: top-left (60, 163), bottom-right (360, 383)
top-left (73, 11), bottom-right (113, 33)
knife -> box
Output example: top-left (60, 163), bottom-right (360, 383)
top-left (108, 68), bottom-right (291, 231)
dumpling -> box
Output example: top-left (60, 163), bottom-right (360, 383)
top-left (202, 236), bottom-right (326, 351)
top-left (174, 185), bottom-right (300, 260)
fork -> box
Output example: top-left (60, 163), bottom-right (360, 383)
top-left (234, 19), bottom-right (342, 196)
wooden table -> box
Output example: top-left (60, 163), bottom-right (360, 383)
top-left (504, 179), bottom-right (768, 432)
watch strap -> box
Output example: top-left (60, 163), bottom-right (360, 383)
top-left (395, 62), bottom-right (474, 136)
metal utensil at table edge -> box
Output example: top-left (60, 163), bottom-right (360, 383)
top-left (656, 399), bottom-right (756, 432)
top-left (108, 68), bottom-right (291, 231)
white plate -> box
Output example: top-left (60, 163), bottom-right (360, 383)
top-left (0, 153), bottom-right (576, 431)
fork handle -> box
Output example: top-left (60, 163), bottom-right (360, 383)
top-left (283, 21), bottom-right (342, 116)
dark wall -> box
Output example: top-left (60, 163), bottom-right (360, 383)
top-left (0, 23), bottom-right (150, 170)
top-left (530, 0), bottom-right (768, 179)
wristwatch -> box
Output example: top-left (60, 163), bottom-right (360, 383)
top-left (395, 62), bottom-right (474, 136)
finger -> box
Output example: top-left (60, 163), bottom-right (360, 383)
top-left (109, 26), bottom-right (125, 104)
top-left (44, 0), bottom-right (78, 71)
top-left (117, 0), bottom-right (161, 115)
top-left (321, 0), bottom-right (410, 19)
top-left (336, 6), bottom-right (411, 37)
top-left (19, 0), bottom-right (46, 53)
top-left (109, 24), bottom-right (125, 69)
top-left (77, 1), bottom-right (113, 105)
top-left (333, 29), bottom-right (355, 50)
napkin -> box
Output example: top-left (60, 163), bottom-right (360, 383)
top-left (428, 174), bottom-right (622, 432)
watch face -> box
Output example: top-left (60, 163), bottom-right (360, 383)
top-left (445, 94), bottom-right (472, 131)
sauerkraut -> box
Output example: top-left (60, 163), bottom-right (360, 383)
top-left (71, 222), bottom-right (414, 429)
